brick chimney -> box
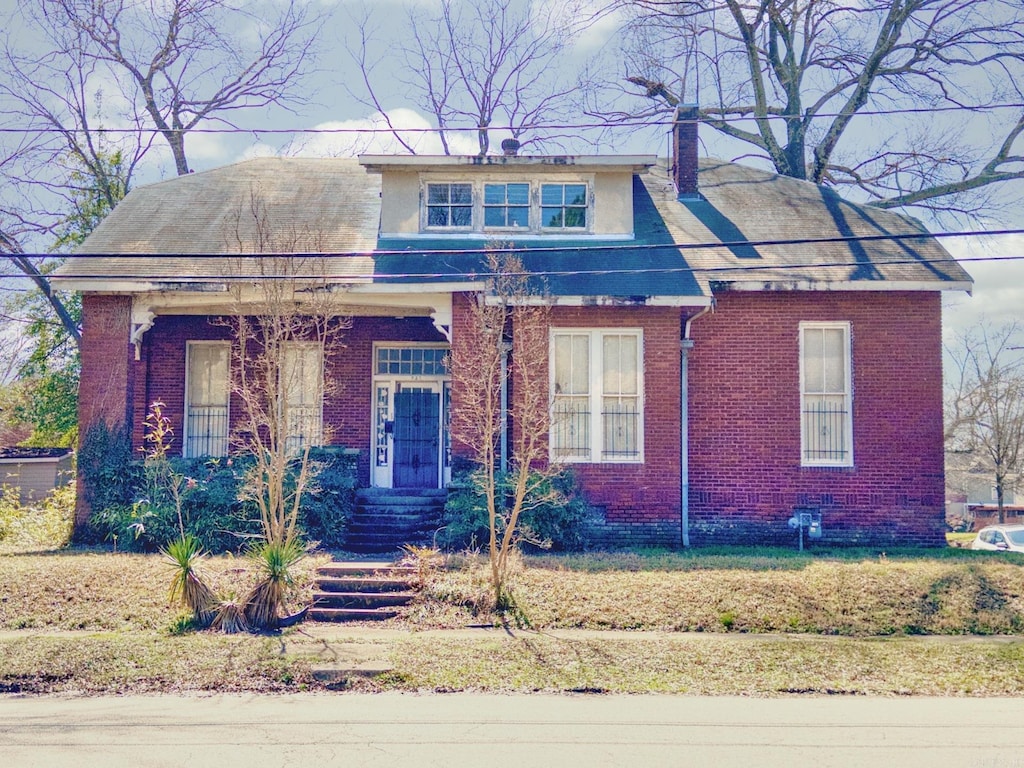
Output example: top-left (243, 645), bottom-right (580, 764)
top-left (672, 105), bottom-right (700, 199)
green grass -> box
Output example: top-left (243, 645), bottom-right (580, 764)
top-left (415, 549), bottom-right (1024, 635)
top-left (382, 633), bottom-right (1024, 696)
top-left (5, 546), bottom-right (1024, 696)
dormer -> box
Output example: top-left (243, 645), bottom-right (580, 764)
top-left (359, 154), bottom-right (657, 240)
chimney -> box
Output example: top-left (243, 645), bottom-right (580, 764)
top-left (501, 138), bottom-right (521, 157)
top-left (672, 105), bottom-right (700, 199)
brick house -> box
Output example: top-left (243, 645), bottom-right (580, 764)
top-left (55, 109), bottom-right (972, 547)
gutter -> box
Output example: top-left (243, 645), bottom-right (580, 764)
top-left (681, 305), bottom-right (712, 548)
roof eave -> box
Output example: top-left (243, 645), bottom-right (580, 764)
top-left (716, 279), bottom-right (974, 294)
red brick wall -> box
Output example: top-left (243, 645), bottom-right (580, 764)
top-left (92, 289), bottom-right (946, 547)
top-left (546, 305), bottom-right (684, 531)
top-left (447, 297), bottom-right (685, 546)
top-left (77, 294), bottom-right (134, 526)
top-left (687, 291), bottom-right (946, 546)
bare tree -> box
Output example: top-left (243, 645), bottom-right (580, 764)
top-left (351, 0), bottom-right (601, 155)
top-left (223, 188), bottom-right (350, 548)
top-left (0, 0), bottom-right (321, 354)
top-left (22, 0), bottom-right (322, 176)
top-left (605, 0), bottom-right (1024, 219)
top-left (946, 322), bottom-right (1024, 523)
top-left (450, 251), bottom-right (560, 604)
top-left (219, 188), bottom-right (351, 627)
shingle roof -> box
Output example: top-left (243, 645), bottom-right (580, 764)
top-left (647, 160), bottom-right (970, 292)
top-left (55, 155), bottom-right (971, 296)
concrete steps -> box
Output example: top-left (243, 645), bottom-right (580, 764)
top-left (310, 561), bottom-right (420, 622)
top-left (344, 488), bottom-right (446, 553)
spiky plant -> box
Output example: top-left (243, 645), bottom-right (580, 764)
top-left (163, 534), bottom-right (216, 627)
top-left (211, 594), bottom-right (249, 634)
top-left (243, 537), bottom-right (306, 630)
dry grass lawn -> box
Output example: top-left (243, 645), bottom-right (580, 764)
top-left (5, 546), bottom-right (1024, 696)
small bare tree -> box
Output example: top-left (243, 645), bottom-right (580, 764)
top-left (946, 322), bottom-right (1024, 523)
top-left (224, 188), bottom-right (349, 547)
top-left (450, 250), bottom-right (559, 604)
top-left (222, 188), bottom-right (350, 627)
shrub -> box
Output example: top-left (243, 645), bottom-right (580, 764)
top-left (0, 482), bottom-right (75, 551)
top-left (77, 421), bottom-right (140, 543)
top-left (438, 468), bottom-right (593, 552)
top-left (297, 448), bottom-right (357, 548)
top-left (86, 450), bottom-right (356, 553)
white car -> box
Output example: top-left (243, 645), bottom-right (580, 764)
top-left (971, 524), bottom-right (1024, 553)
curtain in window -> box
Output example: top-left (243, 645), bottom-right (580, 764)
top-left (186, 343), bottom-right (229, 457)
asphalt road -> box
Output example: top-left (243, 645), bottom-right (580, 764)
top-left (4, 693), bottom-right (1024, 767)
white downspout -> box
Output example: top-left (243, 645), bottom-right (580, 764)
top-left (681, 306), bottom-right (711, 547)
top-left (500, 341), bottom-right (511, 474)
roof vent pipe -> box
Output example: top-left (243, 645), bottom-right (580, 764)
top-left (672, 105), bottom-right (700, 200)
top-left (501, 138), bottom-right (521, 156)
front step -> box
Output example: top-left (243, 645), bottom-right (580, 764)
top-left (344, 489), bottom-right (447, 553)
top-left (309, 561), bottom-right (419, 622)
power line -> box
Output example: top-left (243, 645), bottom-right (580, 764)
top-left (5, 246), bottom-right (1021, 284)
top-left (0, 102), bottom-right (1022, 137)
top-left (15, 226), bottom-right (1024, 260)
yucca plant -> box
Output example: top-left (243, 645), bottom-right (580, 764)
top-left (163, 534), bottom-right (216, 627)
top-left (243, 537), bottom-right (306, 630)
top-left (211, 594), bottom-right (250, 634)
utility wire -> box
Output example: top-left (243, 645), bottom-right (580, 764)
top-left (13, 226), bottom-right (1024, 260)
top-left (5, 246), bottom-right (1022, 283)
top-left (1, 103), bottom-right (1023, 136)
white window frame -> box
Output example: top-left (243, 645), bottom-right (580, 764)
top-left (184, 341), bottom-right (230, 458)
top-left (539, 182), bottom-right (589, 231)
top-left (799, 321), bottom-right (853, 467)
top-left (483, 181), bottom-right (531, 230)
top-left (420, 176), bottom-right (593, 235)
top-left (423, 182), bottom-right (474, 230)
top-left (550, 328), bottom-right (644, 464)
top-left (281, 342), bottom-right (324, 452)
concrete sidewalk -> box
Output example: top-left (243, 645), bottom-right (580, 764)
top-left (5, 691), bottom-right (1024, 767)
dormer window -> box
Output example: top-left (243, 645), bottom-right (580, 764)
top-left (484, 183), bottom-right (530, 228)
top-left (426, 183), bottom-right (472, 228)
top-left (421, 178), bottom-right (592, 234)
top-left (541, 183), bottom-right (587, 229)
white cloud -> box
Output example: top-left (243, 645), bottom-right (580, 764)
top-left (279, 108), bottom-right (479, 157)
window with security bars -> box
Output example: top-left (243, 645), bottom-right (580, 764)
top-left (800, 322), bottom-right (852, 466)
top-left (281, 343), bottom-right (323, 452)
top-left (551, 330), bottom-right (642, 462)
top-left (185, 342), bottom-right (229, 457)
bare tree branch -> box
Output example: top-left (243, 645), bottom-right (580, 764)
top-left (946, 321), bottom-right (1024, 523)
top-left (606, 0), bottom-right (1024, 218)
top-left (350, 0), bottom-right (603, 155)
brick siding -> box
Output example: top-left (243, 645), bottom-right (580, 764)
top-left (686, 291), bottom-right (946, 547)
top-left (79, 289), bottom-right (946, 547)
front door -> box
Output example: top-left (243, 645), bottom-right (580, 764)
top-left (392, 390), bottom-right (440, 488)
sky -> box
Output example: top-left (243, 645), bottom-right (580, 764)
top-left (1, 0), bottom-right (1022, 348)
